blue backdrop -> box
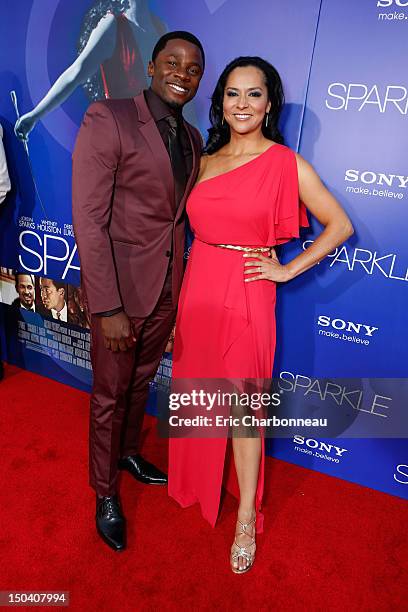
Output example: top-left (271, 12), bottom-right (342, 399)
top-left (0, 0), bottom-right (406, 500)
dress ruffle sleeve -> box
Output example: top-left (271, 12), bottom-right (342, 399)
top-left (268, 149), bottom-right (309, 246)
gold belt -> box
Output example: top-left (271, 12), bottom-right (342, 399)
top-left (214, 244), bottom-right (270, 253)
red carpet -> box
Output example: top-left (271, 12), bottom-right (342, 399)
top-left (1, 365), bottom-right (407, 611)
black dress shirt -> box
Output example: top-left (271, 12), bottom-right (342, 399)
top-left (144, 87), bottom-right (193, 181)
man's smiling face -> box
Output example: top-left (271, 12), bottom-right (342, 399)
top-left (148, 38), bottom-right (204, 109)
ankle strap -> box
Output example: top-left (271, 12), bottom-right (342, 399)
top-left (237, 515), bottom-right (256, 535)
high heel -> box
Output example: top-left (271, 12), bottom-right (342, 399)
top-left (230, 515), bottom-right (256, 574)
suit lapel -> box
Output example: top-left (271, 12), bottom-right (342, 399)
top-left (133, 93), bottom-right (202, 220)
top-left (133, 93), bottom-right (175, 208)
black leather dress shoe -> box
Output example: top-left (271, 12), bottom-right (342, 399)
top-left (96, 495), bottom-right (126, 552)
top-left (118, 454), bottom-right (167, 485)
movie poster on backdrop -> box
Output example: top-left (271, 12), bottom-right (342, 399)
top-left (0, 0), bottom-right (320, 392)
top-left (269, 0), bottom-right (408, 500)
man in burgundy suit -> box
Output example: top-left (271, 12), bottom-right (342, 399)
top-left (72, 31), bottom-right (204, 551)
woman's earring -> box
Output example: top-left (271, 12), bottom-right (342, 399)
top-left (222, 114), bottom-right (225, 126)
top-left (265, 113), bottom-right (269, 128)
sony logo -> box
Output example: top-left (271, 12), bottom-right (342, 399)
top-left (345, 169), bottom-right (408, 189)
top-left (318, 315), bottom-right (378, 337)
top-left (293, 435), bottom-right (348, 457)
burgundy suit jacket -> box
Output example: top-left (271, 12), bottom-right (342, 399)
top-left (72, 93), bottom-right (202, 317)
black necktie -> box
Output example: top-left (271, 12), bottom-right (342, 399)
top-left (165, 115), bottom-right (187, 208)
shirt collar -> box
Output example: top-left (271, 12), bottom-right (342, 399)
top-left (51, 302), bottom-right (67, 320)
top-left (144, 87), bottom-right (182, 122)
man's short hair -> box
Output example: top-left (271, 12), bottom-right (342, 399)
top-left (15, 272), bottom-right (35, 287)
top-left (152, 31), bottom-right (205, 68)
top-left (40, 277), bottom-right (66, 293)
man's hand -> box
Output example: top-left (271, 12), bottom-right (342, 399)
top-left (100, 311), bottom-right (136, 352)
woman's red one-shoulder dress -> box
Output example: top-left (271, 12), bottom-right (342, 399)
top-left (168, 144), bottom-right (308, 532)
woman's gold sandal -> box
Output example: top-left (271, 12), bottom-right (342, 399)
top-left (230, 515), bottom-right (256, 574)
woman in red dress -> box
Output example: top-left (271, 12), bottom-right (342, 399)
top-left (168, 56), bottom-right (354, 573)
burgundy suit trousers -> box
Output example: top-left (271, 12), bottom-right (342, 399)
top-left (89, 266), bottom-right (176, 496)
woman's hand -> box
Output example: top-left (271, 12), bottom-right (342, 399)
top-left (15, 113), bottom-right (37, 141)
top-left (243, 248), bottom-right (292, 283)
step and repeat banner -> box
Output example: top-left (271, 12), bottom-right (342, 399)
top-left (271, 0), bottom-right (408, 499)
top-left (0, 0), bottom-right (406, 499)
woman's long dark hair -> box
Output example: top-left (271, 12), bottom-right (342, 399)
top-left (205, 56), bottom-right (284, 155)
